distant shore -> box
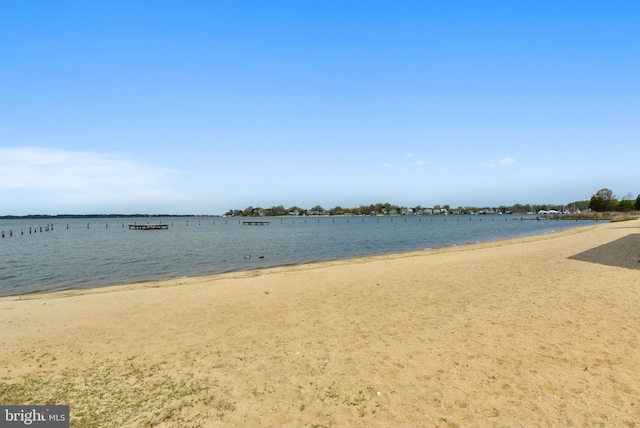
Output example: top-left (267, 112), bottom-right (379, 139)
top-left (1, 219), bottom-right (639, 426)
top-left (0, 213), bottom-right (211, 220)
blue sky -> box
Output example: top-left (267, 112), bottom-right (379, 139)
top-left (1, 1), bottom-right (638, 215)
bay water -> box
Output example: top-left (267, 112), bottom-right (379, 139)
top-left (0, 215), bottom-right (599, 297)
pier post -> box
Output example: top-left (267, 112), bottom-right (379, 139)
top-left (10, 230), bottom-right (13, 237)
top-left (1, 231), bottom-right (4, 238)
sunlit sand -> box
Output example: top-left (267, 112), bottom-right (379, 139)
top-left (1, 219), bottom-right (639, 426)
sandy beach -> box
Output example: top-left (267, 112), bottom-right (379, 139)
top-left (1, 219), bottom-right (639, 427)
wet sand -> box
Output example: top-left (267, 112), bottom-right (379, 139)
top-left (1, 219), bottom-right (639, 427)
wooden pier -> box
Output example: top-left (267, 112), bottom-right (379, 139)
top-left (242, 221), bottom-right (270, 226)
top-left (128, 224), bottom-right (169, 230)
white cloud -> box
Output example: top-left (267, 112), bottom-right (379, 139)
top-left (0, 147), bottom-right (185, 204)
top-left (382, 163), bottom-right (393, 168)
top-left (406, 153), bottom-right (414, 157)
top-left (412, 160), bottom-right (427, 166)
top-left (499, 158), bottom-right (517, 165)
top-left (481, 157), bottom-right (518, 168)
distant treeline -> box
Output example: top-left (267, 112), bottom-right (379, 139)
top-left (224, 201), bottom-right (594, 217)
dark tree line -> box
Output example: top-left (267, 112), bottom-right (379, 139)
top-left (589, 188), bottom-right (640, 212)
top-left (225, 196), bottom-right (630, 217)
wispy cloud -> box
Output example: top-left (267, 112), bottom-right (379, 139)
top-left (382, 152), bottom-right (427, 169)
top-left (499, 157), bottom-right (517, 165)
top-left (0, 147), bottom-right (185, 204)
top-left (481, 157), bottom-right (518, 168)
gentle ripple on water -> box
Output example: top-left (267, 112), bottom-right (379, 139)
top-left (0, 215), bottom-right (600, 297)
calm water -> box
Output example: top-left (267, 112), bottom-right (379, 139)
top-left (0, 215), bottom-right (599, 297)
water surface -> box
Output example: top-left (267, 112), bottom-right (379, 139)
top-left (0, 215), bottom-right (599, 297)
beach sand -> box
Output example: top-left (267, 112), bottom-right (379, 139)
top-left (1, 219), bottom-right (639, 427)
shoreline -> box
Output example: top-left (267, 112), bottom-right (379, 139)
top-left (1, 219), bottom-right (639, 426)
top-left (1, 218), bottom-right (603, 299)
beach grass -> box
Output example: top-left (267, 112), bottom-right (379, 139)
top-left (0, 355), bottom-right (236, 427)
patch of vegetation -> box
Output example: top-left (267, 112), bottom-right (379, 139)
top-left (0, 358), bottom-right (235, 427)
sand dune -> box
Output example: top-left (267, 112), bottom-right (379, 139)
top-left (1, 219), bottom-right (639, 427)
